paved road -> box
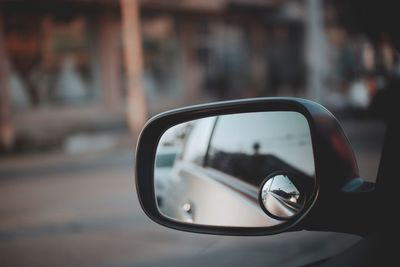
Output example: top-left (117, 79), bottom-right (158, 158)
top-left (0, 118), bottom-right (384, 267)
top-left (263, 192), bottom-right (298, 218)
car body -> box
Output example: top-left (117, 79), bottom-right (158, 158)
top-left (154, 146), bottom-right (180, 208)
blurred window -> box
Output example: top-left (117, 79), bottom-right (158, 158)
top-left (5, 15), bottom-right (95, 109)
top-left (205, 112), bottom-right (315, 187)
top-left (142, 16), bottom-right (183, 103)
top-left (182, 117), bottom-right (216, 166)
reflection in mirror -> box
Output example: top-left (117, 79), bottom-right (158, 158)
top-left (260, 173), bottom-right (305, 220)
top-left (154, 111), bottom-right (315, 228)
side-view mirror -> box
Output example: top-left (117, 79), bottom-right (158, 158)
top-left (136, 98), bottom-right (373, 236)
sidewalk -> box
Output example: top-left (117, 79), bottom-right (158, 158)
top-left (0, 130), bottom-right (135, 180)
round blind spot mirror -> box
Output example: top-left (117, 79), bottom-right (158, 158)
top-left (259, 173), bottom-right (305, 220)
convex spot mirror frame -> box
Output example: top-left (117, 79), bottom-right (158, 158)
top-left (135, 98), bottom-right (362, 236)
top-left (259, 172), bottom-right (309, 221)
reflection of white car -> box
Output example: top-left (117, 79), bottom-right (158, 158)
top-left (154, 146), bottom-right (180, 207)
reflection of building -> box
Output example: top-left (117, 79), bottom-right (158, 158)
top-left (207, 151), bottom-right (312, 187)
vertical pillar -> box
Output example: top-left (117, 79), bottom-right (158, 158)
top-left (181, 18), bottom-right (200, 103)
top-left (249, 23), bottom-right (267, 97)
top-left (0, 12), bottom-right (15, 149)
top-left (120, 0), bottom-right (147, 139)
top-left (305, 0), bottom-right (327, 102)
top-left (99, 8), bottom-right (121, 110)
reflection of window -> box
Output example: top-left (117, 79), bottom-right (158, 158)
top-left (205, 112), bottom-right (315, 187)
top-left (182, 117), bottom-right (215, 166)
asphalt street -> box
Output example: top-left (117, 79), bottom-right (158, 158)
top-left (0, 118), bottom-right (385, 267)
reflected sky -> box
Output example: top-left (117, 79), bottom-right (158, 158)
top-left (209, 112), bottom-right (315, 176)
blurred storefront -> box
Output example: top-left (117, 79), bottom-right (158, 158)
top-left (0, 1), bottom-right (124, 152)
top-left (0, 0), bottom-right (398, 152)
top-left (0, 0), bottom-right (301, 152)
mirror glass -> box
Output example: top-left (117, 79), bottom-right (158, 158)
top-left (260, 173), bottom-right (305, 220)
top-left (154, 111), bottom-right (315, 227)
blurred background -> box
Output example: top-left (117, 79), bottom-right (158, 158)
top-left (0, 0), bottom-right (395, 266)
